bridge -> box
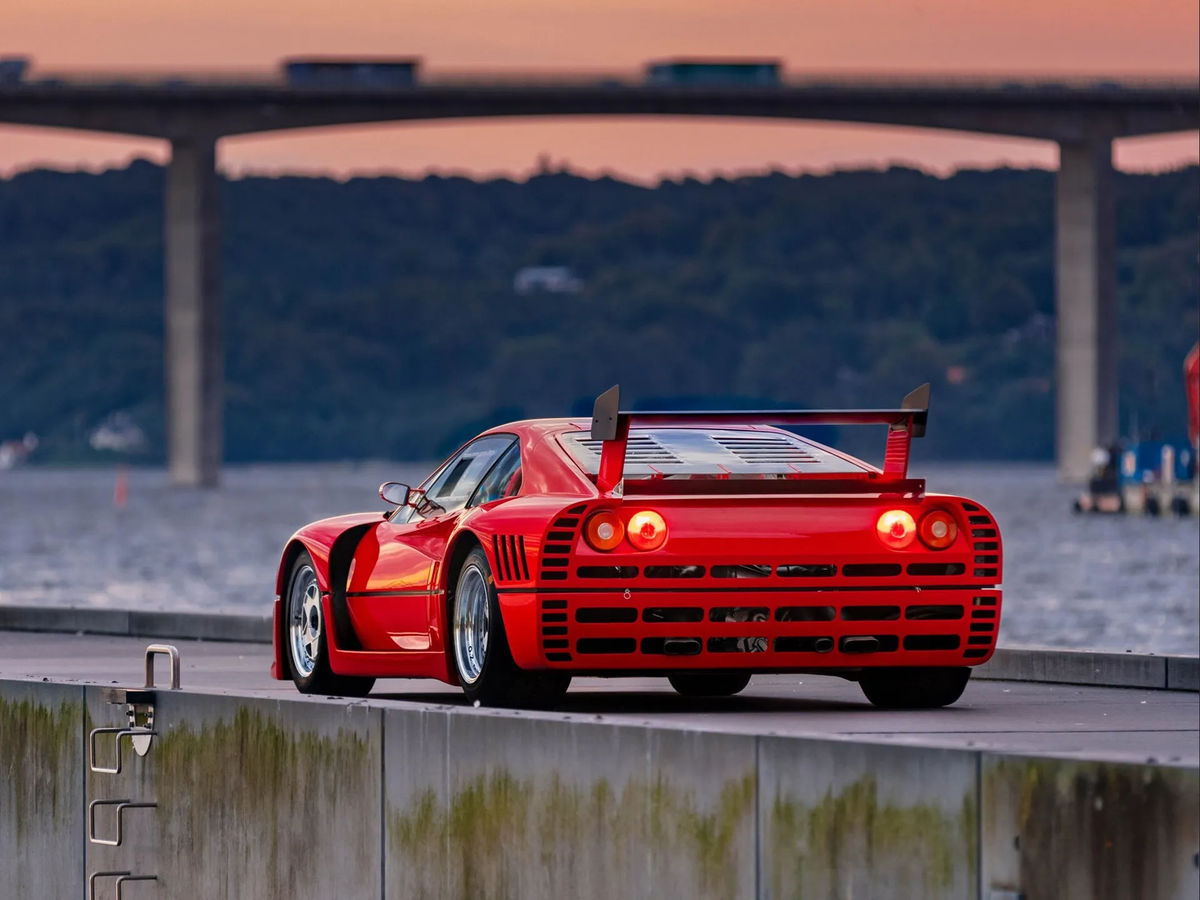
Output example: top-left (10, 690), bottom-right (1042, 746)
top-left (1, 71), bottom-right (1196, 485)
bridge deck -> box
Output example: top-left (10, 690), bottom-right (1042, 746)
top-left (2, 629), bottom-right (1195, 766)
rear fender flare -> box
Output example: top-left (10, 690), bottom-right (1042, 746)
top-left (276, 524), bottom-right (376, 660)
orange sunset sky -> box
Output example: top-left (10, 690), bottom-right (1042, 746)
top-left (2, 0), bottom-right (1197, 181)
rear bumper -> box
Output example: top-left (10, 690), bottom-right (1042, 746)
top-left (499, 587), bottom-right (1002, 671)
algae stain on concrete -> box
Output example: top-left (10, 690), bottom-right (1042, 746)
top-left (0, 694), bottom-right (81, 840)
top-left (985, 757), bottom-right (1200, 900)
top-left (769, 775), bottom-right (973, 900)
top-left (153, 706), bottom-right (376, 900)
top-left (389, 770), bottom-right (754, 900)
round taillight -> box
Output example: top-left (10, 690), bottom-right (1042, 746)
top-left (626, 510), bottom-right (668, 551)
top-left (583, 511), bottom-right (624, 551)
top-left (918, 510), bottom-right (958, 550)
top-left (876, 509), bottom-right (917, 550)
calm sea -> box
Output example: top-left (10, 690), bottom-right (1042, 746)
top-left (1, 463), bottom-right (1196, 655)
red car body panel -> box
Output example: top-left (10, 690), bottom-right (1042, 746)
top-left (272, 400), bottom-right (1004, 684)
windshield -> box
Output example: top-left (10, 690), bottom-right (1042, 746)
top-left (559, 428), bottom-right (867, 479)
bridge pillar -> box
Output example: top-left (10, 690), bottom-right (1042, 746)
top-left (1055, 138), bottom-right (1117, 483)
top-left (165, 137), bottom-right (222, 487)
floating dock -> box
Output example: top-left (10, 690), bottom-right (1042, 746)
top-left (1, 621), bottom-right (1197, 900)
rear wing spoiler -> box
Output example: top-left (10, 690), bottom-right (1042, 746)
top-left (589, 383), bottom-right (930, 495)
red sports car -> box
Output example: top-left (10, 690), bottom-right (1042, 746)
top-left (271, 384), bottom-right (1002, 708)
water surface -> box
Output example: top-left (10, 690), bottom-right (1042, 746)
top-left (1, 463), bottom-right (1195, 654)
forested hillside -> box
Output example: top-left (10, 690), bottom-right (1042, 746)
top-left (0, 161), bottom-right (1196, 464)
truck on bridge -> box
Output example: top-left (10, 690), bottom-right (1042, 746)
top-left (0, 57), bottom-right (28, 84)
top-left (282, 57), bottom-right (420, 88)
top-left (644, 58), bottom-right (781, 86)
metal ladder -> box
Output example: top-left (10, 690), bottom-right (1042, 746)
top-left (86, 644), bottom-right (180, 899)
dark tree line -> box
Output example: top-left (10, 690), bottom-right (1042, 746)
top-left (0, 160), bottom-right (1195, 465)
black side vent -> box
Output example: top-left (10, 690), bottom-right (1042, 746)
top-left (542, 509), bottom-right (583, 582)
top-left (492, 534), bottom-right (530, 583)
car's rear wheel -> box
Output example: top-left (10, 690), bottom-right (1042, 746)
top-left (667, 671), bottom-right (752, 697)
top-left (285, 550), bottom-right (375, 697)
top-left (858, 666), bottom-right (970, 709)
top-left (451, 546), bottom-right (570, 709)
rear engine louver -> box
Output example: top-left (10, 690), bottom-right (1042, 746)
top-left (712, 433), bottom-right (818, 465)
top-left (577, 435), bottom-right (681, 465)
top-left (492, 535), bottom-right (529, 583)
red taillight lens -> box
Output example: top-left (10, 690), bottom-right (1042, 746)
top-left (583, 511), bottom-right (624, 551)
top-left (876, 509), bottom-right (916, 550)
top-left (918, 510), bottom-right (958, 550)
top-left (626, 510), bottom-right (668, 551)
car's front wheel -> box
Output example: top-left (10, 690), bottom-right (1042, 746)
top-left (667, 671), bottom-right (752, 697)
top-left (285, 550), bottom-right (375, 697)
top-left (451, 546), bottom-right (570, 709)
top-left (858, 666), bottom-right (970, 709)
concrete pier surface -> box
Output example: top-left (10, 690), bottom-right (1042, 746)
top-left (1, 630), bottom-right (1195, 766)
top-left (2, 629), bottom-right (1197, 899)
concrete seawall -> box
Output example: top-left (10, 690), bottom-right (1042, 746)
top-left (2, 675), bottom-right (1197, 900)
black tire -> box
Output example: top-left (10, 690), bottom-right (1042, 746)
top-left (450, 545), bottom-right (571, 709)
top-left (1170, 496), bottom-right (1190, 517)
top-left (667, 671), bottom-right (753, 697)
top-left (858, 667), bottom-right (970, 709)
top-left (284, 550), bottom-right (375, 697)
top-left (1145, 496), bottom-right (1161, 517)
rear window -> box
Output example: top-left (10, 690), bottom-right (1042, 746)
top-left (559, 428), bottom-right (867, 479)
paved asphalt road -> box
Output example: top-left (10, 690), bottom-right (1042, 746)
top-left (1, 630), bottom-right (1195, 766)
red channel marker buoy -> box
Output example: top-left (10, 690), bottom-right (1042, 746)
top-left (114, 466), bottom-right (128, 510)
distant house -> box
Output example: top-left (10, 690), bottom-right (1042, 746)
top-left (513, 266), bottom-right (583, 295)
top-left (89, 413), bottom-right (146, 454)
top-left (0, 433), bottom-right (37, 469)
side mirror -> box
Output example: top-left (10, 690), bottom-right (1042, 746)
top-left (379, 482), bottom-right (411, 507)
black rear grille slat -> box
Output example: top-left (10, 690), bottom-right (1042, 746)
top-left (774, 636), bottom-right (835, 653)
top-left (967, 515), bottom-right (992, 525)
top-left (643, 607), bottom-right (704, 623)
top-left (576, 566), bottom-right (638, 579)
top-left (707, 636), bottom-right (767, 653)
top-left (842, 605), bottom-right (901, 621)
top-left (575, 607), bottom-right (638, 624)
top-left (842, 563), bottom-right (902, 577)
top-left (776, 606), bottom-right (836, 622)
top-left (711, 564), bottom-right (771, 578)
top-left (905, 605), bottom-right (964, 620)
top-left (906, 563), bottom-right (966, 577)
top-left (975, 541), bottom-right (999, 551)
top-left (964, 648), bottom-right (989, 659)
top-left (644, 565), bottom-right (705, 579)
top-left (777, 564), bottom-right (837, 578)
top-left (547, 531), bottom-right (575, 542)
top-left (709, 607), bottom-right (769, 623)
